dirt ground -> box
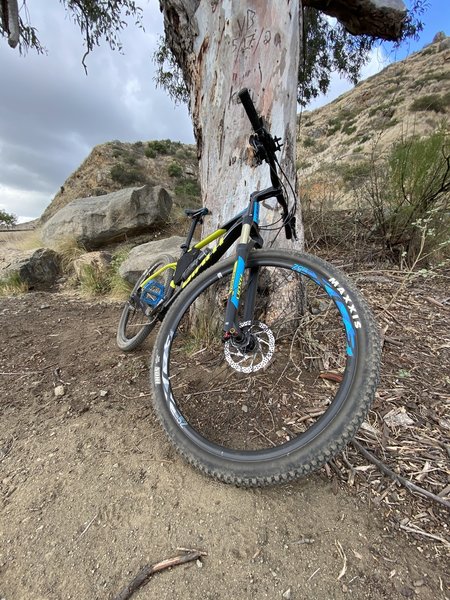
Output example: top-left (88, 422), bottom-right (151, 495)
top-left (1, 266), bottom-right (449, 599)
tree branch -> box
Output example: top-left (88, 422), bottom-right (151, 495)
top-left (303, 0), bottom-right (407, 40)
top-left (113, 550), bottom-right (206, 600)
top-left (1, 0), bottom-right (20, 47)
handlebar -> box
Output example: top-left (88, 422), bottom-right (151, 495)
top-left (238, 88), bottom-right (296, 241)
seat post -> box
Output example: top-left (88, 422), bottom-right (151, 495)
top-left (180, 215), bottom-right (201, 253)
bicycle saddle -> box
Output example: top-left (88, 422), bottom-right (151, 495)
top-left (184, 207), bottom-right (210, 219)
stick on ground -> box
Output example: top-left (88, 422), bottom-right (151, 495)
top-left (352, 439), bottom-right (450, 510)
top-left (113, 550), bottom-right (206, 600)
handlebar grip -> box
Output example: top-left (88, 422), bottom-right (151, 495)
top-left (238, 88), bottom-right (263, 132)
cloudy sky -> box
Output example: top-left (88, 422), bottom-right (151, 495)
top-left (0, 1), bottom-right (448, 222)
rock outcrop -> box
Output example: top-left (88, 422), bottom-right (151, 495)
top-left (1, 248), bottom-right (60, 288)
top-left (41, 184), bottom-right (172, 249)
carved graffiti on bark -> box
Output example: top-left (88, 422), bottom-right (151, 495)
top-left (231, 8), bottom-right (277, 58)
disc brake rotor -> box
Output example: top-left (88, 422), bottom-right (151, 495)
top-left (224, 321), bottom-right (275, 373)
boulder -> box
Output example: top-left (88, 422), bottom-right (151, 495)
top-left (41, 184), bottom-right (172, 249)
top-left (119, 236), bottom-right (184, 284)
top-left (1, 248), bottom-right (60, 288)
top-left (73, 251), bottom-right (113, 280)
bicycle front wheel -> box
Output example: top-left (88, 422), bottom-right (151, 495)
top-left (117, 253), bottom-right (175, 352)
top-left (151, 249), bottom-right (380, 485)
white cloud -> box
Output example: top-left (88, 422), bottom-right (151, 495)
top-left (0, 0), bottom-right (193, 220)
top-left (0, 186), bottom-right (52, 222)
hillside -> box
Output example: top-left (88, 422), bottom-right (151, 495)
top-left (39, 139), bottom-right (200, 223)
top-left (297, 34), bottom-right (450, 205)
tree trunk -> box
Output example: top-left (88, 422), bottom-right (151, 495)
top-left (160, 0), bottom-right (303, 250)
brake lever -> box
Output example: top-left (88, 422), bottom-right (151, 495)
top-left (249, 134), bottom-right (266, 165)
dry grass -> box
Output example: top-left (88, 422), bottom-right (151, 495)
top-left (0, 229), bottom-right (43, 251)
top-left (53, 236), bottom-right (86, 273)
top-left (0, 272), bottom-right (28, 296)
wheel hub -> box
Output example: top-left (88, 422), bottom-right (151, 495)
top-left (224, 321), bottom-right (275, 373)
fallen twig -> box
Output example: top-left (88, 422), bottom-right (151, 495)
top-left (113, 549), bottom-right (206, 600)
top-left (77, 513), bottom-right (98, 540)
top-left (399, 523), bottom-right (450, 547)
top-left (424, 296), bottom-right (450, 312)
top-left (352, 439), bottom-right (450, 510)
top-left (335, 540), bottom-right (347, 581)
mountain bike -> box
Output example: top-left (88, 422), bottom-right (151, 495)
top-left (117, 88), bottom-right (381, 486)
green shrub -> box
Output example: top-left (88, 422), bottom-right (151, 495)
top-left (108, 247), bottom-right (133, 298)
top-left (409, 93), bottom-right (449, 113)
top-left (296, 160), bottom-right (312, 170)
top-left (168, 162), bottom-right (183, 177)
top-left (110, 164), bottom-right (146, 186)
top-left (175, 179), bottom-right (201, 200)
top-left (303, 136), bottom-right (316, 148)
top-left (146, 139), bottom-right (177, 156)
top-left (327, 117), bottom-right (342, 136)
top-left (145, 147), bottom-right (157, 159)
top-left (342, 122), bottom-right (357, 136)
top-left (335, 161), bottom-right (373, 186)
top-left (79, 264), bottom-right (110, 296)
top-left (362, 130), bottom-right (450, 264)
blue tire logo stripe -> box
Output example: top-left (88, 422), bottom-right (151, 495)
top-left (291, 264), bottom-right (356, 356)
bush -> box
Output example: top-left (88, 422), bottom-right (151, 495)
top-left (175, 179), bottom-right (201, 201)
top-left (335, 161), bottom-right (373, 186)
top-left (327, 117), bottom-right (342, 136)
top-left (77, 247), bottom-right (132, 298)
top-left (342, 122), bottom-right (357, 136)
top-left (409, 93), bottom-right (450, 113)
top-left (361, 130), bottom-right (450, 264)
top-left (79, 264), bottom-right (111, 296)
top-left (168, 162), bottom-right (183, 177)
top-left (110, 164), bottom-right (147, 186)
top-left (145, 147), bottom-right (157, 159)
top-left (146, 139), bottom-right (178, 156)
top-left (303, 136), bottom-right (316, 148)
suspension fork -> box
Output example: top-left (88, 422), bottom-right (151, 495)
top-left (223, 203), bottom-right (260, 341)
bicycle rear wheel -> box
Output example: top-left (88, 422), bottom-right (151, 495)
top-left (151, 249), bottom-right (380, 485)
top-left (117, 254), bottom-right (175, 352)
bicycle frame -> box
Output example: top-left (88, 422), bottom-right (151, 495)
top-left (139, 185), bottom-right (280, 338)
